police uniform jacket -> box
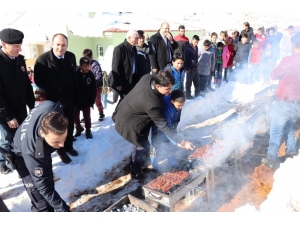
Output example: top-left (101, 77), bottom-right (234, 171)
top-left (0, 47), bottom-right (35, 124)
top-left (112, 74), bottom-right (182, 147)
top-left (34, 49), bottom-right (79, 109)
top-left (11, 101), bottom-right (70, 212)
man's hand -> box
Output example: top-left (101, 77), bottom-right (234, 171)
top-left (152, 68), bottom-right (158, 74)
top-left (7, 118), bottom-right (19, 129)
top-left (177, 140), bottom-right (195, 151)
top-left (116, 86), bottom-right (122, 91)
top-left (165, 32), bottom-right (173, 42)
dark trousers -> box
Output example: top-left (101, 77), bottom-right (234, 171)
top-left (130, 138), bottom-right (150, 175)
top-left (14, 155), bottom-right (54, 212)
top-left (57, 104), bottom-right (75, 155)
top-left (0, 123), bottom-right (16, 167)
top-left (185, 68), bottom-right (200, 97)
top-left (206, 70), bottom-right (215, 88)
top-left (74, 106), bottom-right (91, 129)
top-left (95, 87), bottom-right (104, 112)
top-left (199, 75), bottom-right (210, 92)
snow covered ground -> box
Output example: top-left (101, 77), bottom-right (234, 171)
top-left (1, 78), bottom-right (300, 214)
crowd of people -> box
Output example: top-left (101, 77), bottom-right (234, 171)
top-left (0, 20), bottom-right (299, 212)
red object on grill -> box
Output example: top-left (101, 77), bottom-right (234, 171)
top-left (146, 171), bottom-right (190, 192)
top-left (189, 144), bottom-right (211, 159)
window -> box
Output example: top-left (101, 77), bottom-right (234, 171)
top-left (97, 45), bottom-right (104, 58)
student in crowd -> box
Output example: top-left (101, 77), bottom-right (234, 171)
top-left (74, 57), bottom-right (96, 139)
top-left (223, 37), bottom-right (235, 82)
top-left (215, 42), bottom-right (225, 87)
top-left (247, 39), bottom-right (263, 84)
top-left (173, 25), bottom-right (190, 54)
top-left (184, 35), bottom-right (200, 99)
top-left (233, 34), bottom-right (252, 83)
top-left (151, 90), bottom-right (187, 171)
top-left (163, 50), bottom-right (185, 91)
top-left (255, 27), bottom-right (267, 49)
top-left (261, 41), bottom-right (277, 84)
top-left (198, 40), bottom-right (216, 97)
top-left (207, 32), bottom-right (218, 91)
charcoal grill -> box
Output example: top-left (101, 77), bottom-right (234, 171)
top-left (142, 171), bottom-right (209, 212)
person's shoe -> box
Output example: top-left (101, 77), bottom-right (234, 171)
top-left (74, 125), bottom-right (84, 137)
top-left (285, 152), bottom-right (298, 159)
top-left (58, 152), bottom-right (72, 164)
top-left (207, 86), bottom-right (215, 92)
top-left (80, 118), bottom-right (85, 123)
top-left (199, 93), bottom-right (205, 98)
top-left (66, 148), bottom-right (79, 157)
top-left (0, 165), bottom-right (12, 175)
top-left (261, 157), bottom-right (281, 170)
top-left (186, 95), bottom-right (195, 100)
top-left (85, 129), bottom-right (93, 139)
top-left (130, 170), bottom-right (145, 182)
top-left (99, 111), bottom-right (105, 122)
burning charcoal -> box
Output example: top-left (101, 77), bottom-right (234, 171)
top-left (109, 204), bottom-right (146, 212)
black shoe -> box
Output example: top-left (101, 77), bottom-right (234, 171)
top-left (0, 165), bottom-right (12, 175)
top-left (80, 118), bottom-right (85, 123)
top-left (66, 148), bottom-right (79, 156)
top-left (186, 95), bottom-right (195, 100)
top-left (207, 86), bottom-right (215, 92)
top-left (74, 125), bottom-right (84, 137)
top-left (58, 152), bottom-right (72, 164)
top-left (85, 129), bottom-right (93, 139)
top-left (285, 152), bottom-right (298, 159)
top-left (130, 170), bottom-right (145, 182)
top-left (99, 111), bottom-right (105, 122)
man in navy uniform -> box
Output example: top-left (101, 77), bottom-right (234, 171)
top-left (0, 28), bottom-right (35, 175)
top-left (11, 101), bottom-right (71, 212)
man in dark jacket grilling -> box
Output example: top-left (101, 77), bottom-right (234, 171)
top-left (112, 71), bottom-right (195, 180)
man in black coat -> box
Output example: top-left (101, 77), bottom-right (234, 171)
top-left (34, 33), bottom-right (79, 164)
top-left (112, 71), bottom-right (195, 180)
top-left (0, 28), bottom-right (35, 175)
top-left (111, 30), bottom-right (139, 100)
top-left (149, 22), bottom-right (178, 74)
top-left (11, 101), bottom-right (71, 212)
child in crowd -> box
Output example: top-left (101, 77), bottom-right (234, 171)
top-left (255, 27), bottom-right (267, 49)
top-left (151, 90), bottom-right (187, 172)
top-left (223, 37), bottom-right (235, 82)
top-left (74, 57), bottom-right (96, 139)
top-left (215, 42), bottom-right (224, 87)
top-left (248, 39), bottom-right (263, 84)
top-left (233, 34), bottom-right (252, 83)
top-left (261, 41), bottom-right (277, 84)
top-left (198, 39), bottom-right (216, 96)
top-left (101, 71), bottom-right (109, 109)
top-left (163, 50), bottom-right (185, 91)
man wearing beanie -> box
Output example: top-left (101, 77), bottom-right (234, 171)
top-left (34, 33), bottom-right (79, 164)
top-left (0, 28), bottom-right (35, 175)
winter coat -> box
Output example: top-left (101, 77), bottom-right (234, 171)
top-left (234, 42), bottom-right (252, 63)
top-left (34, 49), bottom-right (79, 109)
top-left (255, 33), bottom-right (267, 49)
top-left (112, 74), bottom-right (182, 148)
top-left (162, 64), bottom-right (185, 91)
top-left (198, 45), bottom-right (215, 76)
top-left (111, 39), bottom-right (138, 95)
top-left (184, 44), bottom-right (198, 71)
top-left (271, 53), bottom-right (300, 102)
top-left (226, 39), bottom-right (235, 68)
top-left (239, 27), bottom-right (255, 43)
top-left (265, 35), bottom-right (280, 60)
top-left (136, 40), bottom-right (155, 79)
top-left (76, 70), bottom-right (96, 108)
top-left (173, 35), bottom-right (189, 54)
top-left (163, 95), bottom-right (181, 130)
top-left (11, 101), bottom-right (70, 212)
top-left (149, 31), bottom-right (178, 71)
top-left (0, 47), bottom-right (35, 124)
top-left (222, 46), bottom-right (230, 69)
top-left (248, 47), bottom-right (263, 64)
top-left (90, 59), bottom-right (103, 88)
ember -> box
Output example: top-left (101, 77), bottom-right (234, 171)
top-left (110, 204), bottom-right (146, 212)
